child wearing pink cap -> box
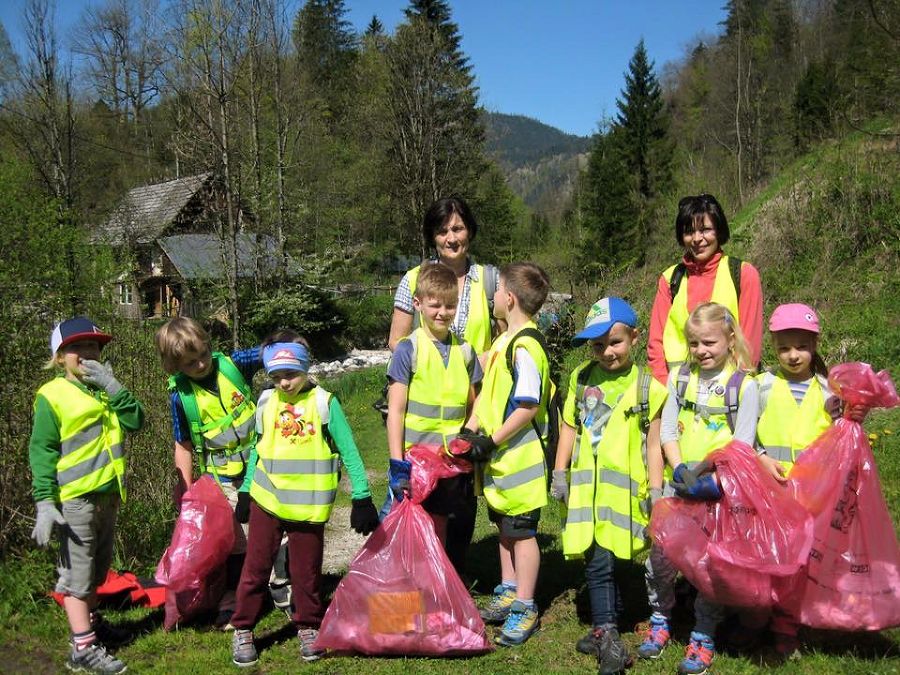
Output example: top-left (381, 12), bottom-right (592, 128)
top-left (755, 302), bottom-right (866, 656)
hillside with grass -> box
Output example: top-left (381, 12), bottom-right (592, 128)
top-left (1, 122), bottom-right (898, 674)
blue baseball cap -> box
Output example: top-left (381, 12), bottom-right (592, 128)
top-left (572, 297), bottom-right (638, 345)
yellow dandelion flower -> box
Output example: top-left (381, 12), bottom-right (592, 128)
top-left (868, 433), bottom-right (879, 442)
top-left (883, 429), bottom-right (893, 435)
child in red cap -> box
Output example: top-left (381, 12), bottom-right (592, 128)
top-left (29, 317), bottom-right (145, 674)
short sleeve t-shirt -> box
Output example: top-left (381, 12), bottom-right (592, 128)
top-left (387, 335), bottom-right (483, 387)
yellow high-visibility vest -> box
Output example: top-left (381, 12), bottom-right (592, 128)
top-left (401, 328), bottom-right (472, 452)
top-left (662, 256), bottom-right (740, 369)
top-left (407, 263), bottom-right (493, 353)
top-left (250, 386), bottom-right (338, 523)
top-left (477, 323), bottom-right (549, 516)
top-left (38, 378), bottom-right (126, 502)
top-left (756, 370), bottom-right (831, 471)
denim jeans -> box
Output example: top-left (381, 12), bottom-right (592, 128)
top-left (585, 544), bottom-right (623, 626)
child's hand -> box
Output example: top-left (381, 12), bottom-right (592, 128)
top-left (80, 360), bottom-right (123, 396)
top-left (845, 404), bottom-right (869, 423)
top-left (350, 497), bottom-right (380, 535)
top-left (758, 453), bottom-right (788, 483)
top-left (31, 500), bottom-right (65, 548)
top-left (675, 473), bottom-right (722, 500)
top-left (457, 431), bottom-right (497, 461)
top-left (549, 469), bottom-right (568, 503)
top-left (672, 463), bottom-right (698, 489)
top-left (234, 492), bottom-right (251, 523)
top-left (388, 459), bottom-right (412, 501)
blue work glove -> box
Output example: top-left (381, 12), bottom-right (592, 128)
top-left (80, 360), bottom-right (123, 397)
top-left (456, 431), bottom-right (497, 461)
top-left (31, 500), bottom-right (66, 548)
top-left (672, 463), bottom-right (698, 490)
top-left (388, 459), bottom-right (412, 501)
top-left (674, 472), bottom-right (722, 500)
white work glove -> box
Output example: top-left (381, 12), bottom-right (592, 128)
top-left (80, 360), bottom-right (123, 396)
top-left (549, 469), bottom-right (569, 503)
top-left (31, 500), bottom-right (66, 548)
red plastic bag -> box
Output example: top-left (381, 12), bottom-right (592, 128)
top-left (155, 475), bottom-right (235, 629)
top-left (782, 363), bottom-right (900, 630)
top-left (314, 446), bottom-right (491, 656)
top-left (649, 441), bottom-right (814, 608)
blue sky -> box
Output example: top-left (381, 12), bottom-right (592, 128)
top-left (1, 0), bottom-right (727, 137)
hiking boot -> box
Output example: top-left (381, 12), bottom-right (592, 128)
top-left (678, 632), bottom-right (715, 675)
top-left (479, 584), bottom-right (517, 624)
top-left (90, 612), bottom-right (133, 648)
top-left (495, 600), bottom-right (540, 647)
top-left (774, 632), bottom-right (801, 661)
top-left (576, 627), bottom-right (604, 656)
top-left (66, 643), bottom-right (127, 674)
top-left (231, 629), bottom-right (258, 668)
top-left (596, 625), bottom-right (633, 675)
top-left (297, 627), bottom-right (325, 662)
top-left (636, 614), bottom-right (670, 659)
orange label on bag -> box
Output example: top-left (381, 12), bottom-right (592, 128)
top-left (367, 590), bottom-right (424, 634)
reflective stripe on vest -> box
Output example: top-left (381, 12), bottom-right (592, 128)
top-left (478, 324), bottom-right (549, 516)
top-left (250, 386), bottom-right (338, 522)
top-left (402, 328), bottom-right (471, 451)
top-left (190, 357), bottom-right (256, 477)
top-left (561, 363), bottom-right (650, 560)
top-left (408, 263), bottom-right (493, 353)
top-left (662, 256), bottom-right (740, 368)
top-left (756, 370), bottom-right (831, 471)
top-left (674, 365), bottom-right (749, 463)
top-left (39, 378), bottom-right (126, 502)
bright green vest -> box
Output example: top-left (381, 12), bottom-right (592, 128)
top-left (402, 328), bottom-right (472, 452)
top-left (477, 323), bottom-right (549, 516)
top-left (407, 263), bottom-right (493, 353)
top-left (172, 354), bottom-right (256, 478)
top-left (38, 378), bottom-right (126, 502)
top-left (674, 364), bottom-right (751, 465)
top-left (250, 386), bottom-right (338, 523)
top-left (662, 256), bottom-right (741, 369)
top-left (561, 363), bottom-right (658, 560)
top-left (756, 370), bottom-right (831, 471)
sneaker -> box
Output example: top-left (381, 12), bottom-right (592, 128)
top-left (66, 643), bottom-right (127, 674)
top-left (576, 627), bottom-right (604, 656)
top-left (596, 625), bottom-right (633, 675)
top-left (495, 600), bottom-right (540, 647)
top-left (297, 628), bottom-right (325, 662)
top-left (231, 629), bottom-right (258, 668)
top-left (678, 632), bottom-right (715, 675)
top-left (479, 584), bottom-right (517, 624)
top-left (636, 614), bottom-right (670, 659)
top-left (90, 613), bottom-right (133, 648)
top-left (773, 632), bottom-right (801, 661)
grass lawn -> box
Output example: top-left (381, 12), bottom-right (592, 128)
top-left (2, 367), bottom-right (899, 674)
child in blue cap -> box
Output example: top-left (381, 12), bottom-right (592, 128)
top-left (550, 298), bottom-right (667, 674)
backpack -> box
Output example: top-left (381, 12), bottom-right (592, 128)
top-left (504, 327), bottom-right (561, 484)
top-left (574, 362), bottom-right (654, 435)
top-left (669, 256), bottom-right (743, 303)
top-left (673, 362), bottom-right (746, 432)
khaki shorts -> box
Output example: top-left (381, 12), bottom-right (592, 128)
top-left (56, 493), bottom-right (120, 599)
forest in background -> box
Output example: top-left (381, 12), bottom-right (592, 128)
top-left (0, 0), bottom-right (898, 557)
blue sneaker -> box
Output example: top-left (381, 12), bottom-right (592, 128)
top-left (479, 584), bottom-right (517, 624)
top-left (678, 631), bottom-right (715, 675)
top-left (495, 600), bottom-right (540, 646)
top-left (637, 614), bottom-right (671, 659)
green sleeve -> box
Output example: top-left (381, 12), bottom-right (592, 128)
top-left (29, 394), bottom-right (61, 503)
top-left (327, 397), bottom-right (371, 500)
top-left (240, 443), bottom-right (258, 493)
top-left (108, 387), bottom-right (145, 432)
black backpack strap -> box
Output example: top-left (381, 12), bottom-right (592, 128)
top-left (668, 263), bottom-right (687, 301)
top-left (727, 256), bottom-right (743, 304)
top-left (505, 327), bottom-right (552, 451)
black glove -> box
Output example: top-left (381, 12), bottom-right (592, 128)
top-left (234, 492), bottom-right (251, 524)
top-left (350, 497), bottom-right (380, 535)
top-left (457, 431), bottom-right (497, 461)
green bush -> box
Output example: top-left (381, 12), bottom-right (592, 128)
top-left (243, 285), bottom-right (346, 355)
top-left (334, 293), bottom-right (394, 349)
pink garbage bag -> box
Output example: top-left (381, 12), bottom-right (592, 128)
top-left (155, 475), bottom-right (235, 629)
top-left (649, 441), bottom-right (814, 608)
top-left (782, 362), bottom-right (900, 630)
top-left (314, 446), bottom-right (491, 656)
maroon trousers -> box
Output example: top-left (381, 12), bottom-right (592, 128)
top-left (231, 501), bottom-right (325, 629)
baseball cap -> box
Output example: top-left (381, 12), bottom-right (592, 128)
top-left (768, 303), bottom-right (820, 334)
top-left (50, 317), bottom-right (112, 355)
top-left (572, 297), bottom-right (638, 346)
top-left (263, 342), bottom-right (311, 374)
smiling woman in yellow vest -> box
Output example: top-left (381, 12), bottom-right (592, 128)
top-left (647, 194), bottom-right (763, 386)
top-left (549, 298), bottom-right (667, 669)
top-left (229, 332), bottom-right (378, 668)
top-left (29, 317), bottom-right (145, 674)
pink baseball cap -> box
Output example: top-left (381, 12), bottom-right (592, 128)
top-left (768, 303), bottom-right (820, 334)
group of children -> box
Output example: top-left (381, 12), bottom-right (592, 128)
top-left (29, 256), bottom-right (877, 674)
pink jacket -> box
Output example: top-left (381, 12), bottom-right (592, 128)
top-left (647, 251), bottom-right (763, 384)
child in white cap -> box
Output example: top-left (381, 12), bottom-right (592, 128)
top-left (30, 317), bottom-right (144, 674)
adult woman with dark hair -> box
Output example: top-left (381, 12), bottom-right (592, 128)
top-left (388, 196), bottom-right (498, 354)
top-left (647, 194), bottom-right (763, 385)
